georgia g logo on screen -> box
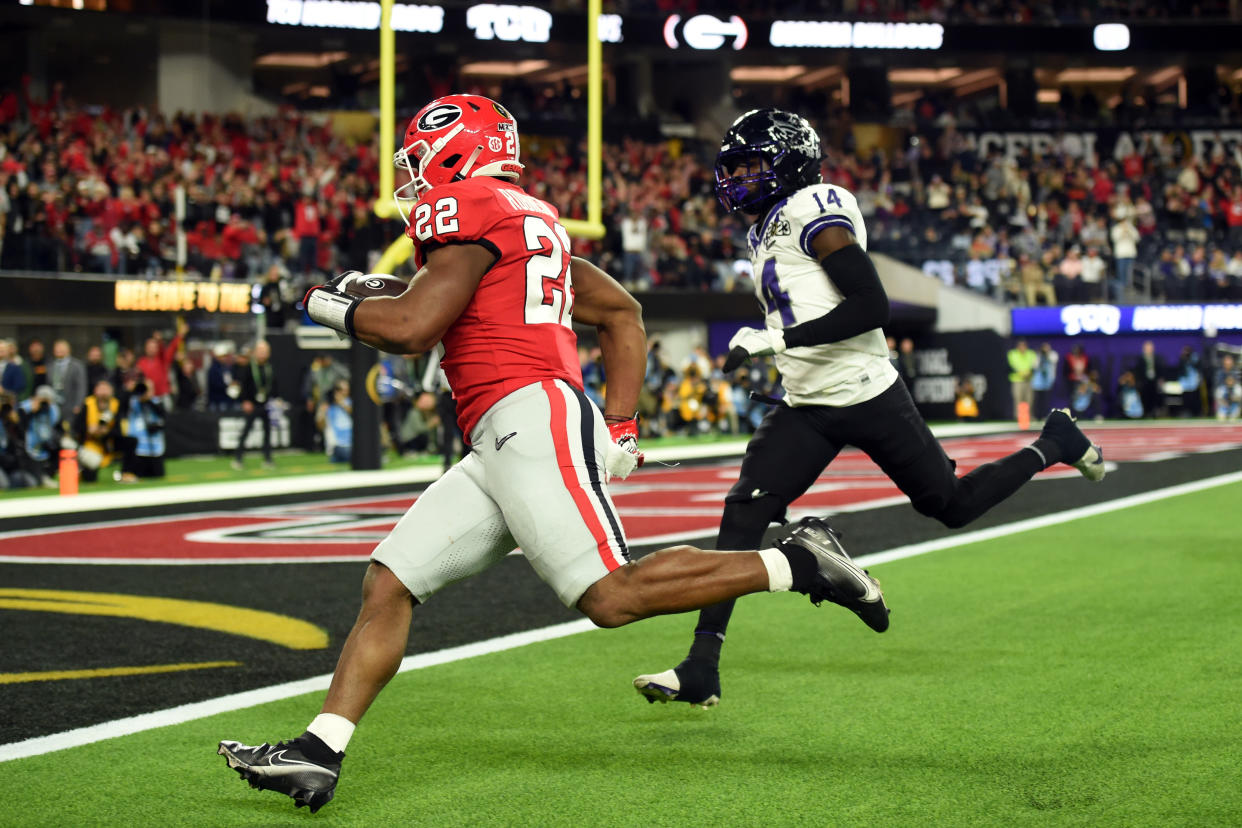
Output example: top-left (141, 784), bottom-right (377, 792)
top-left (417, 103), bottom-right (463, 131)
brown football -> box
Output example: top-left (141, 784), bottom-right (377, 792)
top-left (339, 272), bottom-right (409, 299)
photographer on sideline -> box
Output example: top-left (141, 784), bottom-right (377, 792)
top-left (17, 386), bottom-right (61, 484)
top-left (118, 380), bottom-right (166, 482)
top-left (74, 380), bottom-right (122, 483)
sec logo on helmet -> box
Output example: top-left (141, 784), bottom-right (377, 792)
top-left (417, 103), bottom-right (462, 132)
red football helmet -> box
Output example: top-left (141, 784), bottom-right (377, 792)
top-left (393, 93), bottom-right (524, 225)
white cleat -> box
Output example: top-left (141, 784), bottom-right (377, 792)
top-left (1072, 442), bottom-right (1106, 482)
top-left (1042, 408), bottom-right (1106, 483)
top-left (633, 668), bottom-right (720, 708)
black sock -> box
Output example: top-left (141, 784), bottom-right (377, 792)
top-left (687, 629), bottom-right (725, 666)
top-left (297, 730), bottom-right (344, 762)
top-left (1030, 437), bottom-right (1062, 469)
top-left (778, 544), bottom-right (819, 594)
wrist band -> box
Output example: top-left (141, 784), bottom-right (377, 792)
top-left (307, 290), bottom-right (360, 338)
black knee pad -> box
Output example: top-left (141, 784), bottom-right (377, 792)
top-left (718, 485), bottom-right (789, 550)
top-left (911, 491), bottom-right (951, 521)
top-left (913, 491), bottom-right (973, 529)
top-left (932, 504), bottom-right (973, 530)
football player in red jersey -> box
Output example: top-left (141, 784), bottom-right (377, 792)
top-left (218, 94), bottom-right (890, 813)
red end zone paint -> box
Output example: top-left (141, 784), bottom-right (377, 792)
top-left (2, 426), bottom-right (1239, 564)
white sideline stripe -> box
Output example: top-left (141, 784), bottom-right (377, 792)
top-left (852, 470), bottom-right (1242, 568)
top-left (0, 466), bottom-right (444, 520)
top-left (1, 422), bottom-right (1028, 520)
top-left (4, 468), bottom-right (1241, 764)
top-left (0, 618), bottom-right (598, 764)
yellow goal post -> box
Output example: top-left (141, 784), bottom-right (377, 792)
top-left (372, 0), bottom-right (605, 276)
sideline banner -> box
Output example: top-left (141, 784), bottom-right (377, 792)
top-left (959, 126), bottom-right (1242, 163)
top-left (908, 330), bottom-right (1011, 420)
top-left (1013, 304), bottom-right (1242, 337)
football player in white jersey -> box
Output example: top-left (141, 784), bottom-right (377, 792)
top-left (634, 108), bottom-right (1106, 708)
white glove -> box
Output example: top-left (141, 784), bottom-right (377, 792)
top-left (603, 417), bottom-right (644, 481)
top-left (723, 327), bottom-right (786, 371)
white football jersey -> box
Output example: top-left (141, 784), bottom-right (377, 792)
top-left (745, 182), bottom-right (897, 407)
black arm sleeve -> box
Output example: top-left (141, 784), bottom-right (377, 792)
top-left (781, 243), bottom-right (890, 349)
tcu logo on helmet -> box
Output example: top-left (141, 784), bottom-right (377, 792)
top-left (767, 111), bottom-right (814, 145)
top-left (417, 103), bottom-right (463, 131)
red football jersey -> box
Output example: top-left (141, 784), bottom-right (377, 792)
top-left (408, 177), bottom-right (583, 439)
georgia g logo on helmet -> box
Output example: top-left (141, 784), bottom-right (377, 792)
top-left (416, 103), bottom-right (463, 132)
top-left (392, 93), bottom-right (526, 227)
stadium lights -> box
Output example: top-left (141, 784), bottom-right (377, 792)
top-left (460, 60), bottom-right (551, 76)
top-left (255, 52), bottom-right (349, 68)
top-left (888, 68), bottom-right (962, 84)
top-left (769, 20), bottom-right (943, 50)
top-left (730, 65), bottom-right (807, 83)
top-left (1055, 67), bottom-right (1137, 83)
top-left (1093, 23), bottom-right (1130, 51)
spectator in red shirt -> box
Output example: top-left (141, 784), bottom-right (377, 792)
top-left (1091, 166), bottom-right (1115, 204)
top-left (221, 213), bottom-right (262, 278)
top-left (136, 320), bottom-right (187, 400)
top-left (186, 220), bottom-right (224, 277)
top-left (1227, 186), bottom-right (1242, 247)
top-left (1065, 344), bottom-right (1090, 388)
top-left (292, 195), bottom-right (321, 277)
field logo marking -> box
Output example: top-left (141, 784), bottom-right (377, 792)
top-left (1, 662), bottom-right (242, 685)
top-left (0, 589), bottom-right (329, 650)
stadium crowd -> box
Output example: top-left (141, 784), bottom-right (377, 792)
top-left (2, 72), bottom-right (1242, 308)
top-left (8, 77), bottom-right (1242, 307)
top-left (6, 68), bottom-right (1242, 490)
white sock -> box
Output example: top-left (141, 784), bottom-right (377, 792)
top-left (757, 547), bottom-right (793, 592)
top-left (307, 713), bottom-right (355, 755)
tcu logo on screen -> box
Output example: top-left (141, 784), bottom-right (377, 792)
top-left (1060, 304), bottom-right (1121, 336)
top-left (466, 4), bottom-right (552, 42)
top-left (417, 103), bottom-right (462, 132)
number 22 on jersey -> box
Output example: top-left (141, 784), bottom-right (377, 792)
top-left (522, 215), bottom-right (573, 328)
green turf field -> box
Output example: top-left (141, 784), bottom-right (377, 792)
top-left (6, 483), bottom-right (1240, 827)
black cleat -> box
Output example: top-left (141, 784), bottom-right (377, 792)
top-left (777, 516), bottom-right (890, 632)
top-left (217, 738), bottom-right (341, 813)
top-left (1040, 408), bottom-right (1105, 482)
top-left (633, 658), bottom-right (722, 708)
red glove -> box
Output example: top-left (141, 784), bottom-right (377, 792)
top-left (604, 416), bottom-right (644, 480)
